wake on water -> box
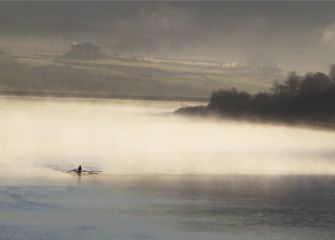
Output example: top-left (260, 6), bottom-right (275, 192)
top-left (1, 97), bottom-right (335, 177)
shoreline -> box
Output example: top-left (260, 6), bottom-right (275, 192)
top-left (0, 90), bottom-right (209, 103)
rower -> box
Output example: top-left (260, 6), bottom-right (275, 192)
top-left (77, 165), bottom-right (82, 174)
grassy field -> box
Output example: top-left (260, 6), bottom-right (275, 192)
top-left (0, 53), bottom-right (279, 100)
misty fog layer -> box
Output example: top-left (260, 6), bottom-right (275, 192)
top-left (1, 97), bottom-right (335, 177)
top-left (1, 2), bottom-right (335, 72)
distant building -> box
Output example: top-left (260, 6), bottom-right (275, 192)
top-left (65, 42), bottom-right (103, 59)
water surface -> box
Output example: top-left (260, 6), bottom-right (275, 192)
top-left (0, 97), bottom-right (335, 239)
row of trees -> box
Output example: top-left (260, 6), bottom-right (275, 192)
top-left (178, 65), bottom-right (335, 123)
top-left (271, 65), bottom-right (335, 97)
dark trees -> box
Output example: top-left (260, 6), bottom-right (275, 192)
top-left (209, 88), bottom-right (251, 115)
top-left (300, 72), bottom-right (333, 94)
top-left (178, 65), bottom-right (335, 124)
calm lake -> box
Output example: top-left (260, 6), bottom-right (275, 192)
top-left (0, 97), bottom-right (335, 240)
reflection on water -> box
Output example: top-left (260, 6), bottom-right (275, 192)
top-left (0, 97), bottom-right (335, 239)
top-left (0, 175), bottom-right (335, 240)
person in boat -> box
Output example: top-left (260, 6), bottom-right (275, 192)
top-left (69, 165), bottom-right (82, 175)
top-left (77, 165), bottom-right (82, 174)
top-left (68, 165), bottom-right (101, 175)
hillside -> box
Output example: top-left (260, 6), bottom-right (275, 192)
top-left (0, 53), bottom-right (278, 100)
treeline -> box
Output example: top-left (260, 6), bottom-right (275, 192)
top-left (177, 65), bottom-right (335, 125)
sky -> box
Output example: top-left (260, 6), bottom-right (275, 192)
top-left (0, 1), bottom-right (335, 72)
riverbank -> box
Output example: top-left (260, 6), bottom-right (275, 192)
top-left (0, 90), bottom-right (209, 102)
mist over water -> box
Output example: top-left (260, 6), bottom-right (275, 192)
top-left (1, 97), bottom-right (335, 240)
top-left (1, 97), bottom-right (335, 177)
top-left (2, 2), bottom-right (335, 239)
